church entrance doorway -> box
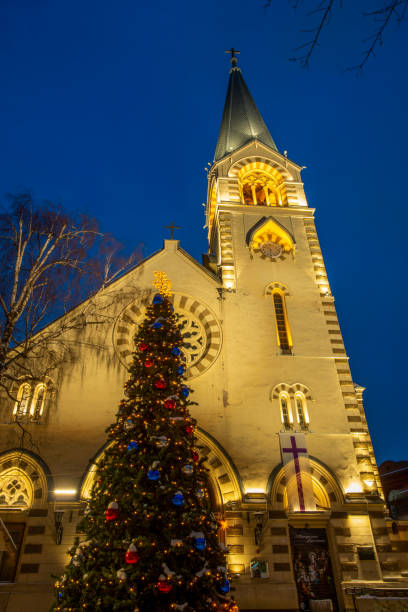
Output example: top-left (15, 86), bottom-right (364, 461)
top-left (290, 527), bottom-right (338, 612)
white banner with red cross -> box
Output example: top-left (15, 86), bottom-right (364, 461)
top-left (279, 433), bottom-right (316, 513)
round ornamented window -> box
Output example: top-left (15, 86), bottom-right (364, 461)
top-left (260, 241), bottom-right (283, 259)
top-left (113, 293), bottom-right (222, 379)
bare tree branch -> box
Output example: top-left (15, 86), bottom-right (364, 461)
top-left (0, 192), bottom-right (142, 402)
top-left (346, 0), bottom-right (406, 72)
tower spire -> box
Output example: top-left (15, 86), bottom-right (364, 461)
top-left (214, 52), bottom-right (277, 162)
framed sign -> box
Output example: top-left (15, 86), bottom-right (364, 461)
top-left (290, 528), bottom-right (338, 611)
top-left (250, 558), bottom-right (269, 578)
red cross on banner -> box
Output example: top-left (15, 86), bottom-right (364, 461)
top-left (279, 433), bottom-right (316, 513)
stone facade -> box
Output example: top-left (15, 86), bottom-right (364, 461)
top-left (0, 66), bottom-right (407, 611)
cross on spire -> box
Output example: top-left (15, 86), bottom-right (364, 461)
top-left (164, 222), bottom-right (181, 240)
top-left (225, 47), bottom-right (240, 66)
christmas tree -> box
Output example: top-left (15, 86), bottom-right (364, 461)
top-left (53, 273), bottom-right (237, 611)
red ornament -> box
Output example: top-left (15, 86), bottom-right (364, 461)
top-left (144, 358), bottom-right (154, 368)
top-left (125, 544), bottom-right (140, 564)
top-left (105, 502), bottom-right (119, 521)
top-left (185, 424), bottom-right (194, 434)
top-left (164, 399), bottom-right (176, 410)
top-left (155, 378), bottom-right (167, 390)
top-left (192, 450), bottom-right (200, 462)
top-left (139, 343), bottom-right (148, 352)
top-left (157, 579), bottom-right (172, 594)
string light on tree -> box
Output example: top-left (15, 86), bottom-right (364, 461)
top-left (51, 273), bottom-right (237, 611)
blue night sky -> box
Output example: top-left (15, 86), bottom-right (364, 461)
top-left (1, 0), bottom-right (407, 463)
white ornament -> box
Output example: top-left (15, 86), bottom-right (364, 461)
top-left (154, 436), bottom-right (168, 447)
top-left (189, 530), bottom-right (204, 539)
top-left (116, 568), bottom-right (127, 581)
top-left (195, 562), bottom-right (208, 577)
top-left (171, 539), bottom-right (183, 547)
top-left (162, 562), bottom-right (175, 577)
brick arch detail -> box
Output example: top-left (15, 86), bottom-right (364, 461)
top-left (228, 156), bottom-right (292, 182)
top-left (265, 282), bottom-right (290, 297)
top-left (80, 428), bottom-right (243, 510)
top-left (267, 457), bottom-right (345, 510)
top-left (271, 382), bottom-right (313, 401)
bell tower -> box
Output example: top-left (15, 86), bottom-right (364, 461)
top-left (199, 57), bottom-right (408, 609)
top-left (206, 54), bottom-right (309, 293)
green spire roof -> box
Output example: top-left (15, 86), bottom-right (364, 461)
top-left (214, 59), bottom-right (277, 162)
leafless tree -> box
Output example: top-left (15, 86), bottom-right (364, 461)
top-left (265, 0), bottom-right (407, 71)
top-left (0, 192), bottom-right (140, 399)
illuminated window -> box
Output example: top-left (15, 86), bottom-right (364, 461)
top-left (13, 384), bottom-right (31, 418)
top-left (279, 394), bottom-right (293, 429)
top-left (295, 393), bottom-right (309, 429)
top-left (243, 183), bottom-right (254, 205)
top-left (12, 382), bottom-right (47, 422)
top-left (30, 383), bottom-right (46, 420)
top-left (239, 166), bottom-right (287, 207)
top-left (273, 292), bottom-right (292, 354)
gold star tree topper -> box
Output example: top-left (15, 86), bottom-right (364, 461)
top-left (153, 271), bottom-right (172, 297)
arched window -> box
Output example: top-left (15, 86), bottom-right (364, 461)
top-left (13, 383), bottom-right (31, 418)
top-left (294, 393), bottom-right (309, 429)
top-left (238, 165), bottom-right (288, 207)
top-left (30, 383), bottom-right (46, 419)
top-left (279, 393), bottom-right (293, 429)
top-left (243, 183), bottom-right (254, 205)
top-left (273, 292), bottom-right (292, 354)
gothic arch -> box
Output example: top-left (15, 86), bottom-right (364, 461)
top-left (80, 428), bottom-right (243, 510)
top-left (246, 216), bottom-right (296, 261)
top-left (0, 450), bottom-right (51, 507)
top-left (267, 457), bottom-right (345, 511)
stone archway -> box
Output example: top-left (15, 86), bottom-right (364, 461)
top-left (80, 428), bottom-right (243, 512)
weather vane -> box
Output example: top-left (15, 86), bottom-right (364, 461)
top-left (153, 271), bottom-right (172, 297)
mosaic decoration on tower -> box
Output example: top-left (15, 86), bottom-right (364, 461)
top-left (113, 293), bottom-right (222, 379)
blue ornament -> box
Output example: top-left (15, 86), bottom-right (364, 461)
top-left (147, 469), bottom-right (160, 481)
top-left (153, 294), bottom-right (164, 305)
top-left (171, 347), bottom-right (181, 356)
top-left (127, 441), bottom-right (138, 452)
top-left (172, 492), bottom-right (184, 506)
top-left (58, 592), bottom-right (63, 600)
top-left (177, 366), bottom-right (185, 375)
top-left (153, 322), bottom-right (163, 330)
top-left (181, 387), bottom-right (189, 398)
top-left (182, 464), bottom-right (193, 475)
top-left (219, 579), bottom-right (230, 593)
top-left (194, 537), bottom-right (206, 551)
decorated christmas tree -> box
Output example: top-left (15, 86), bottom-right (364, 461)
top-left (53, 273), bottom-right (237, 611)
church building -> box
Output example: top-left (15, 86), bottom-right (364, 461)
top-left (0, 55), bottom-right (407, 611)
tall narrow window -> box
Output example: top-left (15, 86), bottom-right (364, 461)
top-left (280, 394), bottom-right (293, 429)
top-left (13, 384), bottom-right (31, 418)
top-left (273, 292), bottom-right (292, 354)
top-left (243, 183), bottom-right (254, 205)
top-left (30, 384), bottom-right (46, 420)
top-left (295, 393), bottom-right (309, 429)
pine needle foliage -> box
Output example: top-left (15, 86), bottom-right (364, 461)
top-left (52, 291), bottom-right (237, 612)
